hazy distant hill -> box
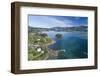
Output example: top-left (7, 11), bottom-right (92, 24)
top-left (52, 26), bottom-right (87, 31)
top-left (28, 26), bottom-right (88, 32)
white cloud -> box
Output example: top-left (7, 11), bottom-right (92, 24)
top-left (29, 16), bottom-right (75, 28)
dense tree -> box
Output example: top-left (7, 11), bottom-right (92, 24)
top-left (55, 34), bottom-right (62, 39)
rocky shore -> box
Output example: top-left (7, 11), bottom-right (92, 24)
top-left (45, 40), bottom-right (59, 59)
top-left (48, 50), bottom-right (59, 59)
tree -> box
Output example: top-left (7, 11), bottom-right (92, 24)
top-left (55, 34), bottom-right (62, 39)
top-left (40, 33), bottom-right (48, 37)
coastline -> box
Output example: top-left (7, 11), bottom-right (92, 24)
top-left (45, 39), bottom-right (59, 60)
top-left (46, 39), bottom-right (55, 46)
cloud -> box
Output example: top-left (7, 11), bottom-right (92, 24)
top-left (29, 16), bottom-right (79, 28)
top-left (63, 19), bottom-right (73, 24)
top-left (43, 16), bottom-right (67, 27)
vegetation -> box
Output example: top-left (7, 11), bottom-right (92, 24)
top-left (28, 46), bottom-right (49, 60)
top-left (28, 32), bottom-right (53, 60)
top-left (55, 34), bottom-right (62, 39)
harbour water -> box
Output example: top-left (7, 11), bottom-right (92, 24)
top-left (44, 31), bottom-right (88, 59)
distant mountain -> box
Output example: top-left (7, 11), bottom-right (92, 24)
top-left (28, 26), bottom-right (88, 32)
top-left (28, 26), bottom-right (50, 33)
top-left (52, 26), bottom-right (88, 31)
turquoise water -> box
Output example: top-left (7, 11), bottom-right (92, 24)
top-left (44, 31), bottom-right (88, 59)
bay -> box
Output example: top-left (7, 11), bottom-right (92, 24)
top-left (43, 31), bottom-right (88, 59)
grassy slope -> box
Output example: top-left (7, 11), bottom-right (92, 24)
top-left (28, 32), bottom-right (52, 60)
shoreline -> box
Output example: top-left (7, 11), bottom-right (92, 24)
top-left (43, 39), bottom-right (58, 60)
top-left (46, 39), bottom-right (55, 46)
top-left (46, 40), bottom-right (59, 59)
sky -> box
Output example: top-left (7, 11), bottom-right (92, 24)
top-left (28, 15), bottom-right (88, 28)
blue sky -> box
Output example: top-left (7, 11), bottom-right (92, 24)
top-left (28, 15), bottom-right (88, 28)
